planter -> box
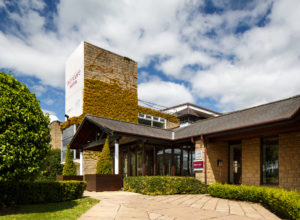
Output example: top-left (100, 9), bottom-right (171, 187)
top-left (84, 174), bottom-right (123, 192)
top-left (56, 175), bottom-right (84, 181)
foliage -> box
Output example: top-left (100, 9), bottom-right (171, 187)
top-left (37, 149), bottom-right (63, 181)
top-left (0, 197), bottom-right (99, 220)
top-left (0, 71), bottom-right (51, 181)
top-left (62, 145), bottom-right (77, 176)
top-left (123, 176), bottom-right (208, 195)
top-left (208, 183), bottom-right (300, 219)
top-left (96, 136), bottom-right (113, 174)
top-left (60, 78), bottom-right (178, 130)
top-left (0, 180), bottom-right (87, 206)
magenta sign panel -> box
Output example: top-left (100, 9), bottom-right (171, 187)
top-left (193, 160), bottom-right (204, 169)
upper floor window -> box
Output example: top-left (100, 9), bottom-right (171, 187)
top-left (261, 137), bottom-right (279, 185)
top-left (138, 113), bottom-right (166, 128)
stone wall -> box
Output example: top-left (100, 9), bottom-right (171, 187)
top-left (279, 131), bottom-right (300, 191)
top-left (195, 139), bottom-right (228, 184)
top-left (83, 151), bottom-right (98, 175)
top-left (49, 121), bottom-right (61, 150)
top-left (166, 120), bottom-right (180, 129)
top-left (206, 141), bottom-right (228, 184)
top-left (84, 42), bottom-right (137, 93)
top-left (241, 138), bottom-right (260, 186)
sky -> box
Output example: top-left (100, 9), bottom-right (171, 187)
top-left (1, 0), bottom-right (300, 122)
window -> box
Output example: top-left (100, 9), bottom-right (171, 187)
top-left (138, 113), bottom-right (166, 128)
top-left (261, 137), bottom-right (279, 185)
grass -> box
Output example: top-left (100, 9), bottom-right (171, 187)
top-left (0, 197), bottom-right (99, 220)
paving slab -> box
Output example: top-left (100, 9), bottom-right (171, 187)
top-left (79, 191), bottom-right (281, 220)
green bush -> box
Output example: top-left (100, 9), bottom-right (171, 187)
top-left (96, 136), bottom-right (113, 174)
top-left (0, 180), bottom-right (86, 206)
top-left (63, 145), bottom-right (77, 175)
top-left (0, 71), bottom-right (51, 181)
top-left (123, 176), bottom-right (208, 195)
top-left (208, 183), bottom-right (300, 219)
top-left (38, 149), bottom-right (63, 181)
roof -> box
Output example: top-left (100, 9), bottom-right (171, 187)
top-left (175, 108), bottom-right (199, 117)
top-left (174, 95), bottom-right (300, 139)
top-left (163, 102), bottom-right (221, 115)
top-left (71, 95), bottom-right (300, 147)
top-left (85, 115), bottom-right (173, 140)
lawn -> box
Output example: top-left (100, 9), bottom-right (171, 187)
top-left (0, 197), bottom-right (99, 220)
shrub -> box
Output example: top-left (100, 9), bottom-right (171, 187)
top-left (0, 71), bottom-right (51, 181)
top-left (208, 183), bottom-right (300, 219)
top-left (96, 136), bottom-right (113, 174)
top-left (123, 176), bottom-right (208, 195)
top-left (38, 149), bottom-right (63, 181)
top-left (0, 181), bottom-right (86, 206)
top-left (62, 145), bottom-right (77, 175)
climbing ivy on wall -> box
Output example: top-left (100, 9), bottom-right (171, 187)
top-left (61, 78), bottom-right (178, 130)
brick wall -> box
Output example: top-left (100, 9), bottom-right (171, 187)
top-left (279, 131), bottom-right (300, 191)
top-left (195, 139), bottom-right (228, 184)
top-left (206, 141), bottom-right (228, 184)
top-left (49, 121), bottom-right (61, 150)
top-left (241, 138), bottom-right (260, 186)
top-left (84, 42), bottom-right (137, 93)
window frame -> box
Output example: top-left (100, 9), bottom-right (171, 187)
top-left (260, 136), bottom-right (279, 186)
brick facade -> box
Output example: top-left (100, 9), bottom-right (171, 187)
top-left (49, 121), bottom-right (61, 150)
top-left (241, 138), bottom-right (261, 186)
top-left (195, 139), bottom-right (228, 184)
top-left (279, 131), bottom-right (300, 190)
top-left (84, 42), bottom-right (137, 93)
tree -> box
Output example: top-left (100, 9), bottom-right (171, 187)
top-left (62, 144), bottom-right (77, 175)
top-left (96, 136), bottom-right (113, 174)
top-left (38, 149), bottom-right (63, 180)
top-left (0, 71), bottom-right (51, 181)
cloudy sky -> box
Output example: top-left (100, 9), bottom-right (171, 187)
top-left (1, 0), bottom-right (300, 122)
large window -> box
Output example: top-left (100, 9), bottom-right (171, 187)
top-left (261, 137), bottom-right (279, 185)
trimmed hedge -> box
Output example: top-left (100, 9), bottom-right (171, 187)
top-left (0, 181), bottom-right (87, 206)
top-left (208, 183), bottom-right (300, 219)
top-left (123, 176), bottom-right (207, 195)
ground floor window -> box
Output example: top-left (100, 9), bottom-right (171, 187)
top-left (261, 137), bottom-right (279, 185)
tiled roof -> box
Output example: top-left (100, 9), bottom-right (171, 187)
top-left (85, 115), bottom-right (173, 140)
top-left (80, 95), bottom-right (300, 142)
top-left (174, 95), bottom-right (300, 139)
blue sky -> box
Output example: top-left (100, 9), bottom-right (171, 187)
top-left (1, 0), bottom-right (300, 122)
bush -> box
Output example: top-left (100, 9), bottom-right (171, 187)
top-left (63, 145), bottom-right (77, 175)
top-left (96, 136), bottom-right (113, 174)
top-left (208, 183), bottom-right (300, 219)
top-left (38, 149), bottom-right (63, 181)
top-left (0, 71), bottom-right (51, 181)
top-left (0, 180), bottom-right (86, 206)
top-left (123, 176), bottom-right (208, 195)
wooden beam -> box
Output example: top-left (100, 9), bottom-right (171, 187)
top-left (82, 135), bottom-right (119, 150)
top-left (153, 146), bottom-right (157, 176)
top-left (142, 143), bottom-right (146, 176)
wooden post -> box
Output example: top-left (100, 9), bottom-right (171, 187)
top-left (135, 146), bottom-right (138, 176)
top-left (171, 147), bottom-right (175, 176)
top-left (180, 146), bottom-right (183, 176)
top-left (127, 146), bottom-right (131, 176)
top-left (163, 146), bottom-right (166, 176)
top-left (142, 143), bottom-right (146, 176)
top-left (153, 146), bottom-right (157, 176)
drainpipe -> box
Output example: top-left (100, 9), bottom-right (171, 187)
top-left (201, 135), bottom-right (207, 185)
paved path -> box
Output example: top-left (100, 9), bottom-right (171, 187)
top-left (79, 191), bottom-right (280, 220)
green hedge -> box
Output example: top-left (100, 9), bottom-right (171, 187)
top-left (208, 183), bottom-right (300, 219)
top-left (123, 176), bottom-right (207, 195)
top-left (0, 181), bottom-right (87, 206)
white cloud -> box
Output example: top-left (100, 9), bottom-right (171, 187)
top-left (138, 77), bottom-right (194, 108)
top-left (43, 109), bottom-right (59, 122)
top-left (0, 0), bottom-right (300, 112)
top-left (44, 98), bottom-right (54, 105)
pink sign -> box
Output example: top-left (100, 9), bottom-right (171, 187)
top-left (193, 160), bottom-right (204, 169)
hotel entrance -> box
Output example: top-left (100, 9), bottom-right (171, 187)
top-left (229, 142), bottom-right (242, 184)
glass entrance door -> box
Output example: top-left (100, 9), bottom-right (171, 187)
top-left (229, 142), bottom-right (242, 184)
